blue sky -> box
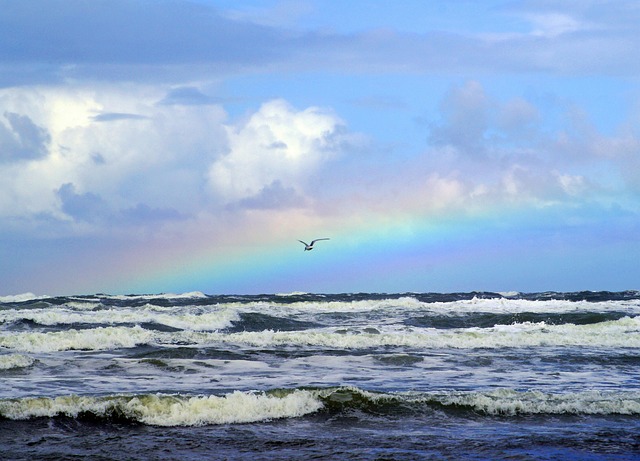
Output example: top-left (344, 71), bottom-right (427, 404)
top-left (1, 0), bottom-right (639, 295)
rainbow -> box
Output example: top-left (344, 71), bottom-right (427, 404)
top-left (89, 199), bottom-right (639, 296)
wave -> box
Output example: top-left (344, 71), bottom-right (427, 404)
top-left (205, 296), bottom-right (640, 317)
top-left (1, 387), bottom-right (638, 426)
top-left (0, 293), bottom-right (49, 303)
top-left (0, 306), bottom-right (239, 331)
top-left (3, 316), bottom-right (639, 353)
top-left (0, 326), bottom-right (155, 352)
top-left (317, 387), bottom-right (640, 417)
top-left (0, 390), bottom-right (323, 426)
top-left (100, 291), bottom-right (209, 301)
top-left (0, 354), bottom-right (35, 370)
top-left (183, 316), bottom-right (640, 350)
top-left (3, 293), bottom-right (640, 317)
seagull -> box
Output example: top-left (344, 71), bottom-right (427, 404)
top-left (298, 238), bottom-right (330, 251)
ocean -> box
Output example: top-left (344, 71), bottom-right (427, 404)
top-left (1, 291), bottom-right (639, 460)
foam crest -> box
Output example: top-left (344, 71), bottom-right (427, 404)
top-left (418, 297), bottom-right (640, 316)
top-left (214, 296), bottom-right (640, 316)
top-left (0, 293), bottom-right (48, 303)
top-left (0, 354), bottom-right (35, 370)
top-left (180, 316), bottom-right (640, 349)
top-left (104, 291), bottom-right (208, 301)
top-left (0, 390), bottom-right (323, 426)
top-left (318, 386), bottom-right (640, 416)
top-left (0, 306), bottom-right (239, 331)
top-left (3, 314), bottom-right (638, 353)
top-left (0, 326), bottom-right (155, 352)
top-left (436, 389), bottom-right (640, 415)
top-left (64, 301), bottom-right (103, 310)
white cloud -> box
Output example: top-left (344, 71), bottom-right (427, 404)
top-left (0, 84), bottom-right (228, 225)
top-left (221, 0), bottom-right (315, 28)
top-left (0, 87), bottom-right (366, 239)
top-left (208, 99), bottom-right (350, 204)
top-left (526, 13), bottom-right (585, 38)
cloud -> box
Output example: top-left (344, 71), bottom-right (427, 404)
top-left (2, 0), bottom-right (640, 87)
top-left (208, 99), bottom-right (353, 203)
top-left (0, 79), bottom-right (637, 250)
top-left (0, 0), bottom-right (280, 64)
top-left (120, 203), bottom-right (188, 225)
top-left (0, 84), bottom-right (229, 225)
top-left (0, 86), bottom-right (367, 240)
top-left (0, 111), bottom-right (51, 162)
top-left (91, 112), bottom-right (149, 122)
top-left (158, 87), bottom-right (225, 106)
top-left (0, 0), bottom-right (289, 85)
top-left (526, 12), bottom-right (586, 38)
top-left (232, 180), bottom-right (307, 210)
top-left (57, 182), bottom-right (109, 223)
top-left (57, 182), bottom-right (189, 228)
top-left (428, 81), bottom-right (490, 153)
top-left (413, 79), bottom-right (640, 211)
top-left (497, 97), bottom-right (540, 137)
top-left (221, 0), bottom-right (315, 28)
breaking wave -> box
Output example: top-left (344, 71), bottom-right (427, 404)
top-left (0, 305), bottom-right (239, 331)
top-left (2, 387), bottom-right (639, 427)
top-left (0, 390), bottom-right (322, 426)
top-left (0, 354), bottom-right (35, 370)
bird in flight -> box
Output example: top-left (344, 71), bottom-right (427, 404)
top-left (298, 238), bottom-right (330, 251)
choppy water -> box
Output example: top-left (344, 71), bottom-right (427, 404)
top-left (1, 291), bottom-right (639, 460)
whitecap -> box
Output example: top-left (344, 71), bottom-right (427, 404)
top-left (0, 326), bottom-right (155, 353)
top-left (435, 388), bottom-right (640, 415)
top-left (0, 293), bottom-right (49, 303)
top-left (172, 316), bottom-right (640, 350)
top-left (104, 291), bottom-right (208, 301)
top-left (0, 354), bottom-right (35, 370)
top-left (0, 390), bottom-right (324, 426)
top-left (0, 306), bottom-right (239, 331)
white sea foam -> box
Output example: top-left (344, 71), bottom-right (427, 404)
top-left (498, 291), bottom-right (520, 298)
top-left (0, 354), bottom-right (35, 370)
top-left (0, 390), bottom-right (324, 426)
top-left (0, 293), bottom-right (49, 303)
top-left (318, 386), bottom-right (640, 415)
top-left (214, 296), bottom-right (640, 317)
top-left (2, 388), bottom-right (638, 423)
top-left (434, 388), bottom-right (640, 415)
top-left (104, 291), bottom-right (208, 301)
top-left (3, 315), bottom-right (639, 353)
top-left (0, 326), bottom-right (155, 353)
top-left (64, 301), bottom-right (103, 310)
top-left (175, 316), bottom-right (640, 350)
top-left (0, 306), bottom-right (239, 331)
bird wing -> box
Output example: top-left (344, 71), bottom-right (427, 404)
top-left (310, 238), bottom-right (330, 245)
top-left (298, 240), bottom-right (309, 246)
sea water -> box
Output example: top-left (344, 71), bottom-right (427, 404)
top-left (1, 291), bottom-right (639, 460)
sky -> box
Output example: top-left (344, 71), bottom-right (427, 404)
top-left (1, 0), bottom-right (639, 295)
